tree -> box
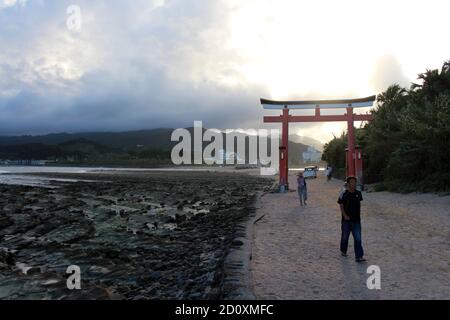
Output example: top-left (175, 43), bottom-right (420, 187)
top-left (322, 59), bottom-right (450, 192)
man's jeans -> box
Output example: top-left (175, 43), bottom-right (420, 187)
top-left (340, 221), bottom-right (364, 259)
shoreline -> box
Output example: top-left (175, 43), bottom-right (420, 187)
top-left (221, 191), bottom-right (269, 299)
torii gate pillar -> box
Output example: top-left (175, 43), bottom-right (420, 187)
top-left (279, 107), bottom-right (289, 191)
top-left (346, 106), bottom-right (356, 178)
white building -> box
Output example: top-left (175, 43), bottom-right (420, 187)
top-left (302, 146), bottom-right (322, 163)
top-left (204, 149), bottom-right (245, 164)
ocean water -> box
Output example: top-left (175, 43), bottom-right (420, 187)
top-left (0, 165), bottom-right (323, 187)
top-left (0, 166), bottom-right (222, 187)
top-left (0, 166), bottom-right (116, 187)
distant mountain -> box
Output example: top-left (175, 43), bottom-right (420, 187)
top-left (0, 143), bottom-right (64, 160)
top-left (0, 128), bottom-right (321, 165)
top-left (59, 138), bottom-right (116, 154)
top-left (289, 134), bottom-right (324, 151)
top-left (288, 141), bottom-right (310, 166)
top-left (0, 128), bottom-right (175, 150)
top-left (0, 138), bottom-right (115, 161)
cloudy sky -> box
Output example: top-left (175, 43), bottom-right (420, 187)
top-left (0, 0), bottom-right (449, 142)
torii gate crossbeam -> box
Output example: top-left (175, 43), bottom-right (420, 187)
top-left (261, 96), bottom-right (376, 192)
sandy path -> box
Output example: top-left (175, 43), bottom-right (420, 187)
top-left (251, 174), bottom-right (450, 299)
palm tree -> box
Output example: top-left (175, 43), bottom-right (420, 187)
top-left (377, 84), bottom-right (406, 105)
top-left (411, 60), bottom-right (450, 99)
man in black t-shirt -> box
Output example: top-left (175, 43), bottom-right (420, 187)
top-left (337, 176), bottom-right (366, 262)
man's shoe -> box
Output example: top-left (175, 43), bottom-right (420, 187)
top-left (341, 252), bottom-right (348, 257)
top-left (355, 258), bottom-right (367, 263)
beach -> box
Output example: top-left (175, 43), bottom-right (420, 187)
top-left (251, 173), bottom-right (450, 299)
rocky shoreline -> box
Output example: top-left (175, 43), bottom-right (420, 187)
top-left (0, 171), bottom-right (275, 300)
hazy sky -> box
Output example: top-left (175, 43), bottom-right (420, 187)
top-left (0, 0), bottom-right (449, 142)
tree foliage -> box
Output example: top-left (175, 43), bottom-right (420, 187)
top-left (322, 60), bottom-right (450, 192)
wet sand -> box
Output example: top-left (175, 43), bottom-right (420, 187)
top-left (0, 171), bottom-right (275, 300)
top-left (251, 174), bottom-right (450, 299)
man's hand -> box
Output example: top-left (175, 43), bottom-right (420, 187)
top-left (339, 204), bottom-right (350, 221)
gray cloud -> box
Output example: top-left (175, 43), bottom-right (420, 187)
top-left (3, 1), bottom-right (441, 138)
top-left (0, 0), bottom-right (270, 135)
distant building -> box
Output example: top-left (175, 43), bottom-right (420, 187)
top-left (204, 149), bottom-right (245, 164)
top-left (218, 149), bottom-right (245, 163)
top-left (0, 159), bottom-right (48, 166)
top-left (302, 146), bottom-right (322, 163)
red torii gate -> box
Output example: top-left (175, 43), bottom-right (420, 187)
top-left (261, 96), bottom-right (376, 191)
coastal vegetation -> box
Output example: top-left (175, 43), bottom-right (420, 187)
top-left (322, 60), bottom-right (450, 193)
